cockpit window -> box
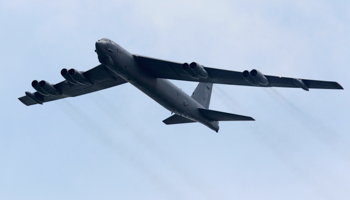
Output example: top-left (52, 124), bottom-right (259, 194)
top-left (99, 38), bottom-right (115, 44)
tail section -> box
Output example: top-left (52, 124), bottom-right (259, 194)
top-left (163, 83), bottom-right (253, 131)
top-left (198, 108), bottom-right (255, 121)
top-left (191, 82), bottom-right (213, 109)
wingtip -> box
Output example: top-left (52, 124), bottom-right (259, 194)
top-left (18, 97), bottom-right (27, 105)
top-left (336, 82), bottom-right (344, 90)
top-left (19, 92), bottom-right (43, 106)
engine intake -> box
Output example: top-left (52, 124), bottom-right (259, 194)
top-left (61, 68), bottom-right (78, 85)
top-left (182, 62), bottom-right (208, 79)
top-left (242, 69), bottom-right (269, 86)
top-left (31, 80), bottom-right (61, 96)
top-left (32, 80), bottom-right (49, 96)
top-left (182, 63), bottom-right (197, 78)
top-left (250, 69), bottom-right (269, 85)
top-left (39, 80), bottom-right (62, 95)
top-left (242, 70), bottom-right (258, 85)
top-left (61, 68), bottom-right (91, 85)
top-left (189, 62), bottom-right (208, 78)
top-left (68, 68), bottom-right (91, 85)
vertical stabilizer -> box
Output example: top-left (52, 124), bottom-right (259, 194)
top-left (191, 82), bottom-right (213, 108)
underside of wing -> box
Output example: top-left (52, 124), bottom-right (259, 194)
top-left (134, 55), bottom-right (343, 90)
top-left (19, 64), bottom-right (127, 106)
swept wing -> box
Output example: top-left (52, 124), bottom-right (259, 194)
top-left (19, 64), bottom-right (127, 106)
top-left (134, 55), bottom-right (343, 90)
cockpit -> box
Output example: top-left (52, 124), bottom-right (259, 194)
top-left (98, 38), bottom-right (116, 44)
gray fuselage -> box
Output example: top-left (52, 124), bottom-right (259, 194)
top-left (95, 38), bottom-right (219, 132)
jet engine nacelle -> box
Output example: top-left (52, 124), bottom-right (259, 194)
top-left (182, 62), bottom-right (208, 79)
top-left (61, 68), bottom-right (91, 85)
top-left (32, 80), bottom-right (49, 96)
top-left (61, 68), bottom-right (78, 85)
top-left (32, 80), bottom-right (61, 96)
top-left (189, 62), bottom-right (208, 78)
top-left (182, 63), bottom-right (196, 78)
top-left (243, 70), bottom-right (258, 85)
top-left (243, 69), bottom-right (269, 86)
top-left (250, 69), bottom-right (269, 85)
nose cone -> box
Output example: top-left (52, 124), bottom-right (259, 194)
top-left (95, 40), bottom-right (106, 53)
top-left (95, 39), bottom-right (114, 66)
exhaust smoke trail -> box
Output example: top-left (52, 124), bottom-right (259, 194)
top-left (56, 100), bottom-right (185, 200)
top-left (243, 123), bottom-right (339, 200)
top-left (88, 94), bottom-right (219, 199)
top-left (213, 85), bottom-right (245, 113)
top-left (266, 88), bottom-right (303, 112)
top-left (265, 88), bottom-right (350, 158)
top-left (214, 85), bottom-right (240, 105)
top-left (261, 88), bottom-right (350, 195)
top-left (212, 86), bottom-right (330, 196)
top-left (210, 86), bottom-right (347, 198)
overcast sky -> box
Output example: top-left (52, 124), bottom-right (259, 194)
top-left (0, 0), bottom-right (349, 199)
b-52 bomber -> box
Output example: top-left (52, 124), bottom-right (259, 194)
top-left (19, 38), bottom-right (343, 132)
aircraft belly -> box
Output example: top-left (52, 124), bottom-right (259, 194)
top-left (124, 72), bottom-right (202, 121)
top-left (108, 53), bottom-right (219, 131)
top-left (131, 78), bottom-right (217, 130)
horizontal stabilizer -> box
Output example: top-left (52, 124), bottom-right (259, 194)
top-left (198, 108), bottom-right (255, 121)
top-left (163, 114), bottom-right (195, 125)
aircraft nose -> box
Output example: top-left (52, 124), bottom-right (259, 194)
top-left (95, 39), bottom-right (113, 65)
top-left (95, 40), bottom-right (105, 53)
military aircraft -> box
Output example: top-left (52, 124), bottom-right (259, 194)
top-left (19, 38), bottom-right (343, 132)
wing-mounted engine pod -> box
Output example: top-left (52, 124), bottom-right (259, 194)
top-left (182, 63), bottom-right (198, 79)
top-left (32, 80), bottom-right (49, 96)
top-left (61, 68), bottom-right (78, 85)
top-left (39, 80), bottom-right (62, 96)
top-left (182, 62), bottom-right (189, 70)
top-left (250, 69), bottom-right (269, 86)
top-left (189, 62), bottom-right (208, 78)
top-left (67, 68), bottom-right (92, 85)
top-left (242, 70), bottom-right (258, 85)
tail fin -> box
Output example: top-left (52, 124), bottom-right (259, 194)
top-left (191, 82), bottom-right (213, 109)
top-left (198, 108), bottom-right (255, 121)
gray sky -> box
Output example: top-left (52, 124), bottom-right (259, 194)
top-left (1, 0), bottom-right (349, 199)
